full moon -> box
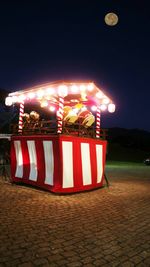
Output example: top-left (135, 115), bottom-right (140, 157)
top-left (104, 13), bottom-right (118, 26)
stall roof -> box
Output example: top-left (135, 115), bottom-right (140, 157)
top-left (6, 81), bottom-right (115, 112)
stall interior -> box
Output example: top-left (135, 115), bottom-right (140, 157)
top-left (11, 103), bottom-right (107, 139)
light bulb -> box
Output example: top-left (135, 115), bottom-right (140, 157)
top-left (108, 103), bottom-right (116, 113)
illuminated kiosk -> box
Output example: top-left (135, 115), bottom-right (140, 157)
top-left (5, 81), bottom-right (115, 193)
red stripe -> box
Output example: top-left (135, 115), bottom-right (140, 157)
top-left (89, 142), bottom-right (97, 185)
top-left (54, 137), bottom-right (62, 190)
top-left (72, 139), bottom-right (82, 188)
top-left (21, 140), bottom-right (30, 181)
top-left (10, 141), bottom-right (16, 181)
top-left (35, 140), bottom-right (45, 186)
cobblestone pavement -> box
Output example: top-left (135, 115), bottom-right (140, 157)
top-left (0, 167), bottom-right (150, 267)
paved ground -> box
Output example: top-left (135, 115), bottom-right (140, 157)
top-left (0, 164), bottom-right (150, 267)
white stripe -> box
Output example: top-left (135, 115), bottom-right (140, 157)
top-left (62, 141), bottom-right (74, 188)
top-left (43, 141), bottom-right (54, 185)
top-left (81, 143), bottom-right (92, 185)
top-left (27, 141), bottom-right (37, 181)
top-left (96, 145), bottom-right (103, 183)
top-left (59, 103), bottom-right (64, 109)
top-left (14, 141), bottom-right (23, 178)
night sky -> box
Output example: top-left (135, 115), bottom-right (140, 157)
top-left (0, 0), bottom-right (150, 131)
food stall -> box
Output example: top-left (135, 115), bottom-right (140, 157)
top-left (5, 81), bottom-right (115, 193)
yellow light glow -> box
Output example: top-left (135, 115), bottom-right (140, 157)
top-left (41, 101), bottom-right (48, 107)
top-left (75, 103), bottom-right (83, 109)
top-left (80, 92), bottom-right (87, 101)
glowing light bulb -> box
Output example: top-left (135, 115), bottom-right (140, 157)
top-left (108, 103), bottom-right (116, 113)
top-left (70, 85), bottom-right (79, 93)
top-left (87, 83), bottom-right (94, 91)
top-left (41, 101), bottom-right (48, 107)
top-left (12, 96), bottom-right (19, 103)
top-left (49, 106), bottom-right (56, 112)
top-left (46, 88), bottom-right (55, 95)
top-left (58, 85), bottom-right (68, 97)
top-left (91, 105), bottom-right (97, 112)
top-left (102, 98), bottom-right (110, 104)
top-left (5, 97), bottom-right (13, 106)
top-left (28, 92), bottom-right (35, 99)
top-left (96, 91), bottom-right (104, 99)
top-left (37, 90), bottom-right (44, 98)
top-left (19, 94), bottom-right (26, 101)
top-left (100, 104), bottom-right (107, 111)
top-left (79, 84), bottom-right (86, 91)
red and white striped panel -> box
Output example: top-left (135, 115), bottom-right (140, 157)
top-left (11, 136), bottom-right (107, 193)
